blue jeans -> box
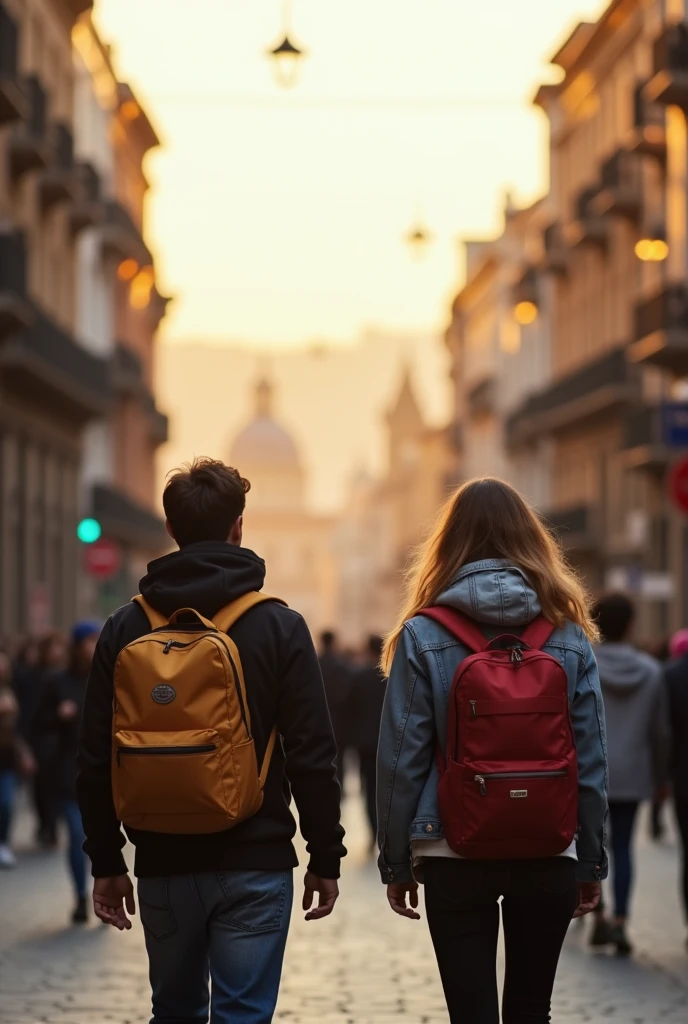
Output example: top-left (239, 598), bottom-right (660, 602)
top-left (138, 870), bottom-right (293, 1024)
top-left (0, 770), bottom-right (16, 844)
top-left (609, 800), bottom-right (639, 919)
top-left (60, 800), bottom-right (87, 897)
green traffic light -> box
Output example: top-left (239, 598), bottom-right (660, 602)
top-left (77, 518), bottom-right (102, 544)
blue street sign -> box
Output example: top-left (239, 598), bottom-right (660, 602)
top-left (662, 403), bottom-right (688, 448)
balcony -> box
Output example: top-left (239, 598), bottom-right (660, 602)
top-left (10, 76), bottom-right (48, 179)
top-left (564, 188), bottom-right (609, 249)
top-left (101, 200), bottom-right (152, 266)
top-left (628, 83), bottom-right (666, 160)
top-left (543, 504), bottom-right (600, 554)
top-left (645, 22), bottom-right (688, 109)
top-left (70, 162), bottom-right (105, 234)
top-left (39, 123), bottom-right (78, 209)
top-left (0, 4), bottom-right (29, 125)
top-left (630, 285), bottom-right (688, 374)
top-left (144, 392), bottom-right (169, 446)
top-left (92, 483), bottom-right (167, 550)
top-left (541, 222), bottom-right (568, 275)
top-left (0, 303), bottom-right (112, 425)
top-left (112, 341), bottom-right (143, 395)
top-left (506, 346), bottom-right (637, 444)
top-left (0, 232), bottom-right (32, 338)
top-left (622, 406), bottom-right (675, 473)
top-left (590, 149), bottom-right (642, 221)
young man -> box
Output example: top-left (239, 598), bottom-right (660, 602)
top-left (77, 458), bottom-right (345, 1024)
top-left (590, 592), bottom-right (668, 956)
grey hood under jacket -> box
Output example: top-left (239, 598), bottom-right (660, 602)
top-left (594, 643), bottom-right (668, 802)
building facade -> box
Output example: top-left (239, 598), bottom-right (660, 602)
top-left (445, 0), bottom-right (688, 639)
top-left (0, 2), bottom-right (168, 636)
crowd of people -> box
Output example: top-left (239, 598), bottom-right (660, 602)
top-left (0, 621), bottom-right (101, 923)
top-left (0, 463), bottom-right (688, 1024)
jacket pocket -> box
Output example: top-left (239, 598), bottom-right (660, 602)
top-left (113, 728), bottom-right (226, 830)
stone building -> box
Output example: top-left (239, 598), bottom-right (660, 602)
top-left (0, 2), bottom-right (168, 634)
top-left (0, 0), bottom-right (106, 635)
top-left (229, 377), bottom-right (338, 638)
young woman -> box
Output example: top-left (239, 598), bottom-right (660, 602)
top-left (377, 478), bottom-right (608, 1024)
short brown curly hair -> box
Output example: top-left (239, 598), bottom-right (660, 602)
top-left (163, 458), bottom-right (251, 547)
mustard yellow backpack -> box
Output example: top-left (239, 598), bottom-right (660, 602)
top-left (112, 592), bottom-right (282, 834)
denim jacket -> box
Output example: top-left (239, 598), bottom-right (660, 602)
top-left (377, 560), bottom-right (609, 885)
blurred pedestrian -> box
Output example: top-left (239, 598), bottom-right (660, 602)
top-left (318, 631), bottom-right (355, 787)
top-left (590, 593), bottom-right (669, 956)
top-left (31, 630), bottom-right (68, 847)
top-left (664, 628), bottom-right (688, 950)
top-left (0, 651), bottom-right (35, 868)
top-left (377, 479), bottom-right (607, 1024)
top-left (352, 635), bottom-right (386, 851)
top-left (35, 622), bottom-right (100, 922)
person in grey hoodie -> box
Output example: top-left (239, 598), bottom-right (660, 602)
top-left (591, 592), bottom-right (668, 955)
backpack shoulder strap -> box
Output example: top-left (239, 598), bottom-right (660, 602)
top-left (212, 592), bottom-right (286, 788)
top-left (212, 592), bottom-right (285, 633)
top-left (520, 615), bottom-right (556, 651)
top-left (418, 606), bottom-right (488, 653)
top-left (132, 595), bottom-right (169, 630)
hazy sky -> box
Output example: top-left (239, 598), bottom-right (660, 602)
top-left (94, 0), bottom-right (608, 346)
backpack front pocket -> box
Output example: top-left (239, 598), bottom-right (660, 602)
top-left (113, 728), bottom-right (229, 832)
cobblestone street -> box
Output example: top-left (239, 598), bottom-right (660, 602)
top-left (1, 795), bottom-right (687, 1024)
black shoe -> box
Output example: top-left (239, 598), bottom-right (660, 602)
top-left (72, 896), bottom-right (88, 925)
top-left (609, 924), bottom-right (633, 956)
top-left (589, 917), bottom-right (613, 947)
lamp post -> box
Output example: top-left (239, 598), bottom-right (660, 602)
top-left (404, 215), bottom-right (433, 260)
top-left (267, 0), bottom-right (306, 89)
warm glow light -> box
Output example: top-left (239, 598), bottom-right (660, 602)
top-left (117, 258), bottom-right (139, 281)
top-left (635, 238), bottom-right (669, 261)
top-left (121, 99), bottom-right (140, 121)
top-left (129, 267), bottom-right (155, 309)
top-left (514, 300), bottom-right (538, 325)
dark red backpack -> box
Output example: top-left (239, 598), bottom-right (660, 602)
top-left (419, 606), bottom-right (578, 859)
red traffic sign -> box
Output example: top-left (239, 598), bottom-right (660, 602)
top-left (84, 538), bottom-right (122, 581)
top-left (669, 455), bottom-right (688, 515)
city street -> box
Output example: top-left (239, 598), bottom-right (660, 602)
top-left (0, 794), bottom-right (686, 1024)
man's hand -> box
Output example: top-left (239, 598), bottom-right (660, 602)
top-left (387, 881), bottom-right (421, 920)
top-left (93, 874), bottom-right (136, 930)
top-left (573, 881), bottom-right (601, 919)
top-left (302, 870), bottom-right (339, 921)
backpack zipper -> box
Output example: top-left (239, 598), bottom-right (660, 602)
top-left (117, 743), bottom-right (216, 766)
top-left (474, 770), bottom-right (567, 797)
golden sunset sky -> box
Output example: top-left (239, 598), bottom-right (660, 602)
top-left (94, 0), bottom-right (608, 348)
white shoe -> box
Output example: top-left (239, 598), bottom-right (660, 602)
top-left (0, 844), bottom-right (17, 868)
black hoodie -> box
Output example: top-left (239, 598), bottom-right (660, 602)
top-left (77, 542), bottom-right (346, 880)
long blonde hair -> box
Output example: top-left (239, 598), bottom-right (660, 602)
top-left (381, 477), bottom-right (599, 675)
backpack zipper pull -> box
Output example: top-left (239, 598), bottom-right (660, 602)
top-left (510, 647), bottom-right (523, 665)
top-left (163, 640), bottom-right (174, 654)
top-left (475, 774), bottom-right (487, 796)
top-left (470, 700), bottom-right (477, 717)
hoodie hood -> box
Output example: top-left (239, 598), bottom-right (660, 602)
top-left (594, 642), bottom-right (657, 694)
top-left (140, 541), bottom-right (266, 619)
top-left (436, 560), bottom-right (542, 628)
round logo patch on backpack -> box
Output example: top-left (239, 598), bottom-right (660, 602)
top-left (151, 684), bottom-right (176, 705)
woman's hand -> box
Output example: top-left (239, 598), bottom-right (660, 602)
top-left (387, 881), bottom-right (421, 920)
top-left (573, 881), bottom-right (602, 918)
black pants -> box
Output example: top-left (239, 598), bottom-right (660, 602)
top-left (424, 858), bottom-right (578, 1024)
top-left (675, 798), bottom-right (688, 924)
top-left (608, 800), bottom-right (639, 919)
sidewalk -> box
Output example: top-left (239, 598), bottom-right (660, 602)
top-left (0, 794), bottom-right (686, 1023)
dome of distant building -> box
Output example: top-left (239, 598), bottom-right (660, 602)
top-left (230, 378), bottom-right (302, 470)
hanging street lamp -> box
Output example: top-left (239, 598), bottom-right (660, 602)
top-left (405, 219), bottom-right (433, 260)
top-left (267, 1), bottom-right (306, 89)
